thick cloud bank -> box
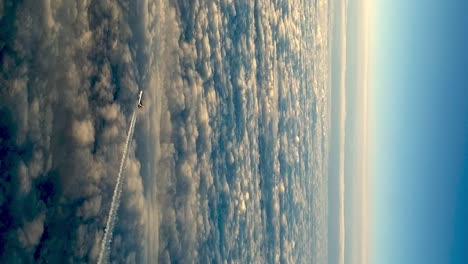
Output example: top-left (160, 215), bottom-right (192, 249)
top-left (0, 0), bottom-right (330, 263)
top-left (141, 0), bottom-right (331, 263)
top-left (0, 0), bottom-right (146, 262)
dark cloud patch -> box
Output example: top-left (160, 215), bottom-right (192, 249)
top-left (0, 0), bottom-right (147, 262)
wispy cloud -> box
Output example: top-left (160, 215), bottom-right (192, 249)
top-left (338, 0), bottom-right (349, 263)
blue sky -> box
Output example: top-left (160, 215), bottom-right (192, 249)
top-left (372, 0), bottom-right (468, 263)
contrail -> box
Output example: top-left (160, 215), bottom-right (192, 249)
top-left (98, 111), bottom-right (137, 264)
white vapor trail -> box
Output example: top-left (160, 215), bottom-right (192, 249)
top-left (97, 111), bottom-right (137, 264)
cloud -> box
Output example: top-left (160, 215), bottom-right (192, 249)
top-left (17, 212), bottom-right (46, 249)
top-left (0, 0), bottom-right (331, 263)
top-left (337, 0), bottom-right (349, 262)
top-left (0, 0), bottom-right (147, 262)
top-left (139, 0), bottom-right (332, 262)
top-left (72, 119), bottom-right (95, 146)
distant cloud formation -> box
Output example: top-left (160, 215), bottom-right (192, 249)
top-left (339, 0), bottom-right (348, 261)
top-left (0, 0), bottom-right (331, 263)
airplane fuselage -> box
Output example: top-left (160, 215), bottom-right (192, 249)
top-left (137, 91), bottom-right (143, 108)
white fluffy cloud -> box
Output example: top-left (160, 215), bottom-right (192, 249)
top-left (140, 0), bottom-right (331, 263)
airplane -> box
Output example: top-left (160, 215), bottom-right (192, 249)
top-left (137, 91), bottom-right (144, 108)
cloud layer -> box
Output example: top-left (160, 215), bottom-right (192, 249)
top-left (0, 0), bottom-right (146, 262)
top-left (141, 0), bottom-right (331, 263)
top-left (0, 0), bottom-right (330, 263)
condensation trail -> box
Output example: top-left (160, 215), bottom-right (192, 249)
top-left (98, 111), bottom-right (137, 264)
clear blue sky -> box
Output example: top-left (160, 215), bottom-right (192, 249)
top-left (372, 0), bottom-right (468, 263)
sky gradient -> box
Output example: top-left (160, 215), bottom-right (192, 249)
top-left (371, 0), bottom-right (468, 263)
